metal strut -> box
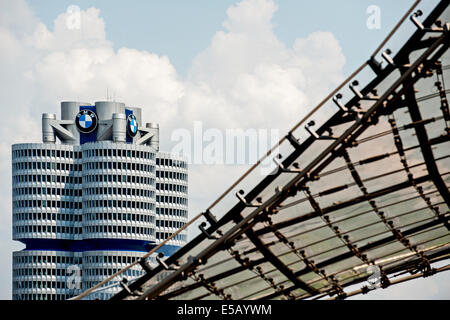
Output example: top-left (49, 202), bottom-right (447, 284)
top-left (434, 61), bottom-right (450, 132)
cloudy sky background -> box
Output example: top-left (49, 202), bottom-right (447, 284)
top-left (0, 0), bottom-right (448, 299)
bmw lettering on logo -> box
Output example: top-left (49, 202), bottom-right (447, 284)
top-left (75, 110), bottom-right (98, 133)
top-left (127, 114), bottom-right (138, 137)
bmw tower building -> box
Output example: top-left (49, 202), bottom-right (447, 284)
top-left (11, 101), bottom-right (188, 300)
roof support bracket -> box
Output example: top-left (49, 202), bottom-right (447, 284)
top-left (273, 154), bottom-right (303, 173)
top-left (156, 253), bottom-right (179, 271)
top-left (138, 258), bottom-right (153, 274)
top-left (305, 120), bottom-right (339, 140)
top-left (199, 222), bottom-right (220, 240)
top-left (410, 10), bottom-right (447, 33)
top-left (235, 190), bottom-right (262, 207)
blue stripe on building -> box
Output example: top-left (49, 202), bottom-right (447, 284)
top-left (79, 105), bottom-right (97, 145)
top-left (125, 108), bottom-right (133, 144)
top-left (19, 238), bottom-right (180, 254)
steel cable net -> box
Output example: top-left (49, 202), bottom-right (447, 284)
top-left (73, 0), bottom-right (450, 300)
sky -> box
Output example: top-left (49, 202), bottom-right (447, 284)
top-left (0, 0), bottom-right (449, 300)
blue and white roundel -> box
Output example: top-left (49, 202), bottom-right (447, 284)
top-left (79, 114), bottom-right (93, 129)
top-left (129, 119), bottom-right (137, 133)
top-left (75, 109), bottom-right (98, 133)
top-left (127, 114), bottom-right (138, 137)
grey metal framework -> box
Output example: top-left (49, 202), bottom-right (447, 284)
top-left (73, 0), bottom-right (450, 300)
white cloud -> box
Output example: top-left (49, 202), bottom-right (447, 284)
top-left (30, 8), bottom-right (110, 51)
top-left (183, 2), bottom-right (345, 133)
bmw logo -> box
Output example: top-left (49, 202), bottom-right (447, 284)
top-left (75, 109), bottom-right (98, 133)
top-left (127, 114), bottom-right (138, 137)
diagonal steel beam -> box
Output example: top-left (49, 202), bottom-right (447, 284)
top-left (240, 224), bottom-right (319, 295)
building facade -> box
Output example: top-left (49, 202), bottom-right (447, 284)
top-left (12, 101), bottom-right (188, 300)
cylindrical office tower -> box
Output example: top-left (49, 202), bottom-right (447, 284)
top-left (12, 143), bottom-right (83, 242)
top-left (12, 143), bottom-right (83, 300)
top-left (80, 141), bottom-right (156, 298)
top-left (12, 101), bottom-right (188, 300)
top-left (81, 141), bottom-right (156, 241)
top-left (155, 152), bottom-right (188, 252)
